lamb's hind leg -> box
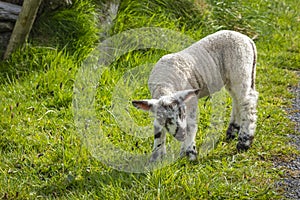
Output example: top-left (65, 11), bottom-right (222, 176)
top-left (226, 88), bottom-right (241, 141)
top-left (226, 83), bottom-right (258, 151)
top-left (236, 88), bottom-right (258, 151)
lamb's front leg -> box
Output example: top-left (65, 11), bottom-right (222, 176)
top-left (150, 123), bottom-right (167, 162)
top-left (180, 101), bottom-right (198, 161)
top-left (180, 123), bottom-right (198, 161)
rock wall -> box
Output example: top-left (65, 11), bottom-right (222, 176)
top-left (0, 0), bottom-right (73, 59)
top-left (0, 1), bottom-right (21, 58)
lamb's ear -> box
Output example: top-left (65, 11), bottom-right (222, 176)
top-left (132, 100), bottom-right (157, 111)
top-left (176, 89), bottom-right (200, 103)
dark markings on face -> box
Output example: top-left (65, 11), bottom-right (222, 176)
top-left (154, 124), bottom-right (162, 138)
top-left (174, 124), bottom-right (179, 137)
top-left (155, 99), bottom-right (188, 141)
top-left (178, 105), bottom-right (185, 121)
top-left (154, 131), bottom-right (162, 139)
top-left (163, 103), bottom-right (187, 137)
top-left (165, 124), bottom-right (170, 133)
top-left (165, 117), bottom-right (174, 125)
top-left (165, 117), bottom-right (174, 133)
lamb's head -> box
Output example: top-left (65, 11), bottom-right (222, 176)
top-left (132, 89), bottom-right (199, 141)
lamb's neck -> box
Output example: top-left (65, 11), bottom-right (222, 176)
top-left (149, 82), bottom-right (178, 99)
top-left (148, 52), bottom-right (196, 99)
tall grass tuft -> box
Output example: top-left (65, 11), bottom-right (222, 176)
top-left (0, 0), bottom-right (99, 83)
top-left (205, 0), bottom-right (258, 36)
top-left (111, 0), bottom-right (209, 37)
top-left (31, 0), bottom-right (99, 59)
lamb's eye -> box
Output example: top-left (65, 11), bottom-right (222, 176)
top-left (166, 105), bottom-right (173, 110)
top-left (166, 118), bottom-right (174, 125)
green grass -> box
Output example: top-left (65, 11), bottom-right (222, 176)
top-left (0, 0), bottom-right (299, 199)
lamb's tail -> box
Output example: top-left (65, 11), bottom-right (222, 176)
top-left (249, 39), bottom-right (257, 90)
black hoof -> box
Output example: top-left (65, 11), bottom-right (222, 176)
top-left (186, 150), bottom-right (197, 161)
top-left (237, 142), bottom-right (250, 152)
top-left (226, 123), bottom-right (240, 141)
top-left (237, 133), bottom-right (254, 152)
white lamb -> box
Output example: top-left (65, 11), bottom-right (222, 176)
top-left (132, 30), bottom-right (258, 162)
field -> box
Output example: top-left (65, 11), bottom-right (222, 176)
top-left (0, 0), bottom-right (299, 199)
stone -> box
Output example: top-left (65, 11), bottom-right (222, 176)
top-left (0, 1), bottom-right (21, 22)
top-left (0, 22), bottom-right (14, 32)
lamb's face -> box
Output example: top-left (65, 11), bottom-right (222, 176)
top-left (132, 89), bottom-right (199, 141)
top-left (153, 97), bottom-right (187, 141)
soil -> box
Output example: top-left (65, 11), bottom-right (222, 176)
top-left (276, 72), bottom-right (300, 199)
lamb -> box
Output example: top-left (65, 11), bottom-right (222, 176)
top-left (132, 30), bottom-right (258, 162)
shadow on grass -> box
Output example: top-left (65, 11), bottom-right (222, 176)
top-left (35, 167), bottom-right (146, 198)
top-left (34, 141), bottom-right (240, 198)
